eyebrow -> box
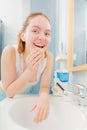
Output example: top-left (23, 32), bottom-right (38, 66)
top-left (32, 26), bottom-right (51, 32)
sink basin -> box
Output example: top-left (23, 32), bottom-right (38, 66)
top-left (0, 96), bottom-right (87, 130)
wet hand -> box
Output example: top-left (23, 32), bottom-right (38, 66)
top-left (30, 93), bottom-right (50, 123)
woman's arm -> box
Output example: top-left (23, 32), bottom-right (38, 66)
top-left (39, 51), bottom-right (53, 95)
top-left (1, 46), bottom-right (42, 98)
top-left (30, 51), bottom-right (53, 123)
top-left (1, 46), bottom-right (30, 97)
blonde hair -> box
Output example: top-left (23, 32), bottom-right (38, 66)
top-left (18, 12), bottom-right (50, 53)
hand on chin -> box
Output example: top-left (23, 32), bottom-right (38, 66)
top-left (31, 46), bottom-right (45, 59)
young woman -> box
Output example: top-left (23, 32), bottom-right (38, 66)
top-left (1, 12), bottom-right (53, 123)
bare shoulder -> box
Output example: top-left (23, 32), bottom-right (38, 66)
top-left (2, 45), bottom-right (15, 58)
top-left (1, 45), bottom-right (16, 64)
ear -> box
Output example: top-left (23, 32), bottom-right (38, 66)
top-left (20, 32), bottom-right (25, 42)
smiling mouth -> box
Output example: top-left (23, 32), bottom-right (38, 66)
top-left (33, 43), bottom-right (45, 48)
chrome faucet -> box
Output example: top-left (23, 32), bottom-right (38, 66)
top-left (72, 83), bottom-right (87, 106)
top-left (52, 80), bottom-right (87, 106)
top-left (62, 83), bottom-right (87, 106)
top-left (74, 83), bottom-right (86, 97)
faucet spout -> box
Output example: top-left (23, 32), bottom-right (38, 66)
top-left (70, 83), bottom-right (87, 106)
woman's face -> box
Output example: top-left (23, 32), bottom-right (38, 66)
top-left (22, 15), bottom-right (51, 52)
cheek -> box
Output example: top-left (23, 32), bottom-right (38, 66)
top-left (45, 37), bottom-right (51, 46)
top-left (30, 36), bottom-right (38, 42)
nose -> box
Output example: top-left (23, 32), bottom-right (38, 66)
top-left (38, 33), bottom-right (46, 41)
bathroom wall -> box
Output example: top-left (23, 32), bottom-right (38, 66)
top-left (72, 71), bottom-right (87, 87)
top-left (0, 0), bottom-right (25, 46)
top-left (58, 0), bottom-right (68, 52)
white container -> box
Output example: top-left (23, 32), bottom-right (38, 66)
top-left (55, 46), bottom-right (70, 90)
top-left (54, 41), bottom-right (71, 91)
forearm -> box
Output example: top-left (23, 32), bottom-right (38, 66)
top-left (39, 74), bottom-right (51, 96)
top-left (39, 84), bottom-right (50, 96)
top-left (4, 69), bottom-right (31, 97)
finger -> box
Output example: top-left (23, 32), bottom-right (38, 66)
top-left (31, 51), bottom-right (41, 60)
top-left (33, 57), bottom-right (42, 70)
top-left (26, 54), bottom-right (41, 67)
top-left (34, 107), bottom-right (41, 123)
top-left (35, 108), bottom-right (48, 123)
top-left (32, 54), bottom-right (42, 66)
top-left (38, 108), bottom-right (44, 122)
top-left (42, 107), bottom-right (49, 121)
top-left (26, 51), bottom-right (41, 63)
top-left (30, 104), bottom-right (37, 112)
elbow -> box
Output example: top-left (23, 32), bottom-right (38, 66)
top-left (4, 88), bottom-right (15, 98)
top-left (6, 92), bottom-right (14, 98)
top-left (6, 93), bottom-right (14, 98)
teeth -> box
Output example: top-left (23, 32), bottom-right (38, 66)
top-left (34, 43), bottom-right (44, 48)
top-left (35, 43), bottom-right (44, 46)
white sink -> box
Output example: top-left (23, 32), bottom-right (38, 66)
top-left (0, 96), bottom-right (87, 130)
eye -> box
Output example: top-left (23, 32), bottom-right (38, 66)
top-left (32, 29), bottom-right (39, 34)
top-left (45, 32), bottom-right (50, 36)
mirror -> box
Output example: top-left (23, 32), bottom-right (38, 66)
top-left (67, 0), bottom-right (87, 71)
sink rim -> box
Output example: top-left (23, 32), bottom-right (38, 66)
top-left (0, 95), bottom-right (87, 130)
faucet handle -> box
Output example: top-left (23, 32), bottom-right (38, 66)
top-left (74, 83), bottom-right (87, 106)
top-left (74, 83), bottom-right (86, 97)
